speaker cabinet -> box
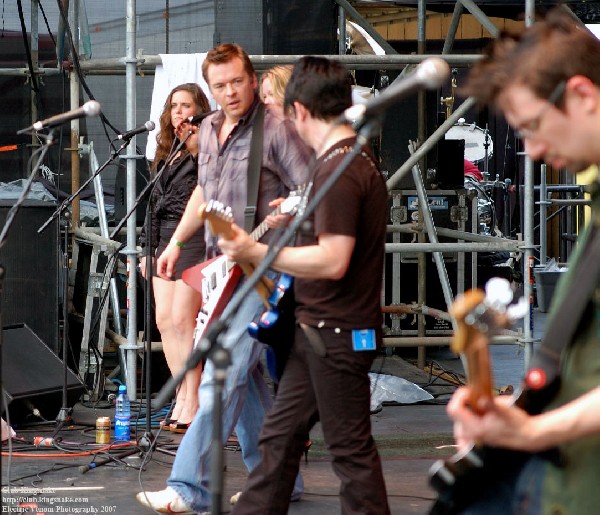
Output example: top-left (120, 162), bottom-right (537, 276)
top-left (2, 324), bottom-right (84, 424)
top-left (437, 139), bottom-right (465, 190)
top-left (0, 199), bottom-right (59, 352)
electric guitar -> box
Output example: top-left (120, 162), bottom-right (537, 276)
top-left (247, 271), bottom-right (296, 378)
top-left (429, 278), bottom-right (529, 514)
top-left (182, 191), bottom-right (303, 349)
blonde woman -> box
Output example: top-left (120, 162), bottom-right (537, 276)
top-left (259, 65), bottom-right (293, 118)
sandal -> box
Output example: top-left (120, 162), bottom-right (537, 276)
top-left (170, 422), bottom-right (191, 434)
top-left (159, 418), bottom-right (177, 430)
top-left (303, 440), bottom-right (312, 463)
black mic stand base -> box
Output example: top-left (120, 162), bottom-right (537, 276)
top-left (210, 345), bottom-right (231, 515)
top-left (55, 408), bottom-right (73, 426)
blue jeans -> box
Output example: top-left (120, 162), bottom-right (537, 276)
top-left (167, 281), bottom-right (303, 512)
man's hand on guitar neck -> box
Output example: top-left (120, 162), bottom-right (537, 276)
top-left (264, 197), bottom-right (291, 230)
top-left (218, 223), bottom-right (265, 266)
top-left (447, 386), bottom-right (538, 453)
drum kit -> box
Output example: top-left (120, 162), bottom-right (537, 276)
top-left (445, 118), bottom-right (494, 168)
top-left (444, 118), bottom-right (503, 236)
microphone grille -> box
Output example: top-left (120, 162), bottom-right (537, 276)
top-left (417, 57), bottom-right (450, 89)
top-left (145, 120), bottom-right (156, 131)
top-left (83, 100), bottom-right (101, 117)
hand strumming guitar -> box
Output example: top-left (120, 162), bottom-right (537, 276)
top-left (217, 223), bottom-right (264, 266)
top-left (448, 386), bottom-right (539, 452)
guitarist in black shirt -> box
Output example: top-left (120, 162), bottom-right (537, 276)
top-left (219, 56), bottom-right (391, 515)
top-left (442, 7), bottom-right (600, 515)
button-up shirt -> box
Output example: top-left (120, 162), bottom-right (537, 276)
top-left (197, 97), bottom-right (313, 256)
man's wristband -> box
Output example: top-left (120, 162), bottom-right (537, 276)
top-left (170, 237), bottom-right (186, 249)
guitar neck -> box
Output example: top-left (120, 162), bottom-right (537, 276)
top-left (450, 290), bottom-right (495, 415)
top-left (250, 205), bottom-right (282, 242)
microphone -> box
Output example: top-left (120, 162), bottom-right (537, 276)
top-left (187, 111), bottom-right (214, 125)
top-left (340, 57), bottom-right (450, 126)
top-left (117, 120), bottom-right (156, 140)
top-left (18, 100), bottom-right (101, 134)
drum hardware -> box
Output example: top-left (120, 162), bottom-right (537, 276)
top-left (482, 123), bottom-right (492, 179)
top-left (464, 175), bottom-right (505, 237)
top-left (440, 68), bottom-right (458, 120)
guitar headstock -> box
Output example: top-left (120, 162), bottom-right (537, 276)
top-left (198, 200), bottom-right (235, 239)
top-left (279, 186), bottom-right (307, 216)
top-left (450, 278), bottom-right (526, 413)
top-left (451, 277), bottom-right (526, 354)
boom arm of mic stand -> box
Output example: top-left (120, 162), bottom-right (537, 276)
top-left (109, 136), bottom-right (189, 240)
top-left (154, 119), bottom-right (380, 407)
top-left (37, 139), bottom-right (130, 235)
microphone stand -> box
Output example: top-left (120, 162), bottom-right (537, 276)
top-left (34, 138), bottom-right (132, 438)
top-left (105, 135), bottom-right (190, 454)
top-left (154, 119), bottom-right (381, 514)
top-left (53, 210), bottom-right (74, 432)
top-left (37, 139), bottom-right (131, 235)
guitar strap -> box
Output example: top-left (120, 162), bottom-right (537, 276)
top-left (524, 211), bottom-right (600, 396)
top-left (245, 102), bottom-right (265, 233)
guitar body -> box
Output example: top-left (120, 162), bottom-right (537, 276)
top-left (188, 193), bottom-right (304, 362)
top-left (190, 256), bottom-right (243, 348)
top-left (430, 378), bottom-right (562, 514)
top-left (182, 255), bottom-right (226, 294)
top-left (429, 446), bottom-right (530, 514)
top-left (248, 274), bottom-right (296, 379)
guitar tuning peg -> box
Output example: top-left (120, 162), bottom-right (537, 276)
top-left (484, 277), bottom-right (513, 309)
top-left (506, 297), bottom-right (528, 321)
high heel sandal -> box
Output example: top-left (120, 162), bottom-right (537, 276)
top-left (159, 418), bottom-right (177, 430)
top-left (303, 440), bottom-right (312, 463)
top-left (170, 422), bottom-right (191, 434)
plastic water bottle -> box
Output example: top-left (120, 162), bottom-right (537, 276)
top-left (114, 385), bottom-right (131, 441)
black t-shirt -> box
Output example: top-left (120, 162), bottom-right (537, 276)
top-left (294, 137), bottom-right (387, 330)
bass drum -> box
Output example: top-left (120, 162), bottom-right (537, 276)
top-left (445, 121), bottom-right (493, 164)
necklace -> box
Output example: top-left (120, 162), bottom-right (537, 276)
top-left (322, 145), bottom-right (377, 171)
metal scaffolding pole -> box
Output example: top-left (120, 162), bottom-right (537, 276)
top-left (338, 5), bottom-right (346, 55)
top-left (69, 0), bottom-right (81, 227)
top-left (443, 2), bottom-right (464, 55)
top-left (30, 1), bottom-right (39, 154)
top-left (75, 53), bottom-right (482, 74)
top-left (522, 0), bottom-right (537, 369)
top-left (123, 0), bottom-right (140, 400)
top-left (457, 0), bottom-right (500, 37)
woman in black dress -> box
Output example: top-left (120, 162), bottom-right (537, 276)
top-left (140, 83), bottom-right (210, 431)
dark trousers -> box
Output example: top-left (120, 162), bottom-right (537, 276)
top-left (232, 325), bottom-right (390, 515)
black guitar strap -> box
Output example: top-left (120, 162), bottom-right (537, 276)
top-left (524, 215), bottom-right (600, 398)
top-left (245, 103), bottom-right (265, 233)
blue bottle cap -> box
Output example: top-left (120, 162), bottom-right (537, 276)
top-left (118, 384), bottom-right (127, 393)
